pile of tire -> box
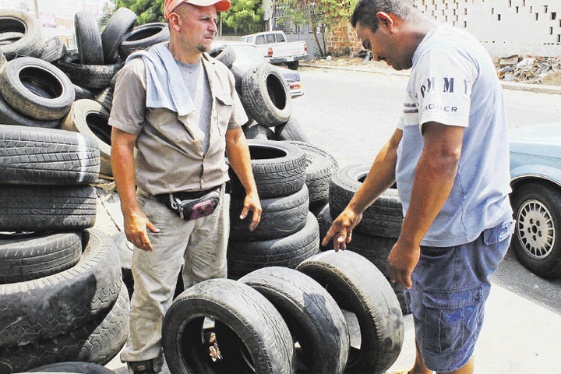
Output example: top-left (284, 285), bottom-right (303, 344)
top-left (0, 125), bottom-right (129, 373)
top-left (0, 8), bottom-right (171, 179)
top-left (162, 250), bottom-right (404, 374)
top-left (227, 139), bottom-right (322, 278)
top-left (317, 163), bottom-right (412, 315)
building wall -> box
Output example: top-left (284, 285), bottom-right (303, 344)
top-left (326, 0), bottom-right (561, 60)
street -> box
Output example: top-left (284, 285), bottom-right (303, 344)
top-left (291, 66), bottom-right (561, 373)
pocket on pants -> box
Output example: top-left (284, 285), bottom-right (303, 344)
top-left (422, 287), bottom-right (482, 353)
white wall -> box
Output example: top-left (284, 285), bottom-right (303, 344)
top-left (415, 0), bottom-right (561, 59)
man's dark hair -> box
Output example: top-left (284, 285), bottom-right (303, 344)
top-left (351, 0), bottom-right (415, 31)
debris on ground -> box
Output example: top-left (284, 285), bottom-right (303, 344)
top-left (497, 55), bottom-right (561, 84)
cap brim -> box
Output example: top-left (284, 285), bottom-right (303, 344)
top-left (189, 0), bottom-right (231, 11)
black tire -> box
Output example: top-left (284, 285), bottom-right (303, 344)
top-left (227, 212), bottom-right (320, 278)
top-left (242, 122), bottom-right (276, 140)
top-left (0, 90), bottom-right (60, 128)
top-left (240, 63), bottom-right (292, 127)
top-left (209, 45), bottom-right (237, 69)
top-left (288, 140), bottom-right (339, 207)
top-left (230, 184), bottom-right (309, 241)
top-left (0, 282), bottom-right (129, 373)
top-left (61, 99), bottom-right (112, 177)
top-left (95, 86), bottom-right (113, 112)
top-left (511, 182), bottom-right (561, 278)
top-left (101, 7), bottom-right (137, 64)
top-left (228, 139), bottom-right (307, 199)
top-left (297, 250), bottom-right (404, 374)
top-left (0, 9), bottom-right (44, 60)
top-left (239, 267), bottom-right (350, 374)
top-left (0, 232), bottom-right (82, 284)
top-left (0, 124), bottom-right (100, 184)
top-left (316, 203), bottom-right (333, 251)
top-left (0, 229), bottom-right (122, 348)
top-left (162, 278), bottom-right (295, 374)
top-left (73, 84), bottom-right (96, 100)
top-left (39, 36), bottom-right (67, 63)
top-left (118, 23), bottom-right (170, 60)
top-left (0, 184), bottom-right (97, 233)
top-left (286, 60), bottom-right (299, 70)
top-left (55, 52), bottom-right (122, 90)
top-left (74, 11), bottom-right (104, 65)
top-left (329, 164), bottom-right (403, 238)
top-left (275, 115), bottom-right (310, 142)
top-left (0, 56), bottom-right (75, 121)
top-left (27, 362), bottom-right (115, 373)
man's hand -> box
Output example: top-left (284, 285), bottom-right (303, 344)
top-left (387, 238), bottom-right (420, 289)
top-left (124, 209), bottom-right (160, 251)
top-left (239, 192), bottom-right (262, 231)
top-left (321, 209), bottom-right (362, 251)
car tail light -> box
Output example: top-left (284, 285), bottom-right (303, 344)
top-left (268, 47), bottom-right (273, 57)
top-left (304, 42), bottom-right (307, 52)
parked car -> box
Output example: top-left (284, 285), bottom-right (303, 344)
top-left (240, 30), bottom-right (308, 70)
top-left (210, 41), bottom-right (303, 98)
top-left (509, 123), bottom-right (561, 278)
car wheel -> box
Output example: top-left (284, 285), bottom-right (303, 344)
top-left (511, 182), bottom-right (561, 278)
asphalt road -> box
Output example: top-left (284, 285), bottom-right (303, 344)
top-left (291, 66), bottom-right (561, 373)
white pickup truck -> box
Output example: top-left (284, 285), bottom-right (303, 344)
top-left (240, 31), bottom-right (308, 70)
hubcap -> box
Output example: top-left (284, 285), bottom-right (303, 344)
top-left (516, 199), bottom-right (556, 259)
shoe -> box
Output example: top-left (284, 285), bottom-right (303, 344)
top-left (128, 360), bottom-right (156, 374)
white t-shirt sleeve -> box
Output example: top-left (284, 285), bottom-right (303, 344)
top-left (411, 49), bottom-right (477, 132)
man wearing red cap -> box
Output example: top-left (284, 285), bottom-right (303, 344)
top-left (109, 1), bottom-right (261, 372)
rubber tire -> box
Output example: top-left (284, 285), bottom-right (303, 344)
top-left (288, 140), bottom-right (339, 207)
top-left (227, 212), bottom-right (320, 278)
top-left (297, 250), bottom-right (404, 374)
top-left (228, 139), bottom-right (307, 199)
top-left (0, 232), bottom-right (82, 284)
top-left (230, 184), bottom-right (309, 241)
top-left (0, 124), bottom-right (100, 184)
top-left (0, 91), bottom-right (60, 128)
top-left (242, 122), bottom-right (276, 140)
top-left (240, 63), bottom-right (292, 127)
top-left (0, 56), bottom-right (75, 121)
top-left (511, 182), bottom-right (561, 278)
top-left (0, 282), bottom-right (129, 373)
top-left (0, 9), bottom-right (44, 60)
top-left (101, 7), bottom-right (137, 64)
top-left (316, 202), bottom-right (333, 251)
top-left (162, 278), bottom-right (295, 374)
top-left (61, 99), bottom-right (112, 177)
top-left (118, 22), bottom-right (170, 60)
top-left (0, 185), bottom-right (97, 232)
top-left (0, 229), bottom-right (122, 348)
top-left (239, 267), bottom-right (350, 374)
top-left (39, 36), bottom-right (67, 63)
top-left (74, 11), bottom-right (104, 65)
top-left (275, 115), bottom-right (310, 142)
top-left (286, 60), bottom-right (299, 70)
top-left (55, 52), bottom-right (122, 90)
top-left (329, 164), bottom-right (403, 238)
top-left (27, 362), bottom-right (115, 373)
top-left (209, 44), bottom-right (237, 69)
top-left (95, 86), bottom-right (113, 112)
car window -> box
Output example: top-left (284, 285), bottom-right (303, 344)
top-left (265, 34), bottom-right (275, 43)
top-left (255, 35), bottom-right (265, 45)
top-left (276, 33), bottom-right (286, 42)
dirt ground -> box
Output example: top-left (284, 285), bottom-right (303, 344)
top-left (305, 56), bottom-right (561, 87)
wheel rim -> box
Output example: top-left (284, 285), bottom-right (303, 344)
top-left (516, 199), bottom-right (556, 259)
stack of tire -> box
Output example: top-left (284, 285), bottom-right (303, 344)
top-left (0, 125), bottom-right (129, 373)
top-left (227, 139), bottom-right (322, 278)
top-left (318, 163), bottom-right (412, 315)
top-left (161, 249), bottom-right (404, 374)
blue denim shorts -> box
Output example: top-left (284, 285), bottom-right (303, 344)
top-left (406, 219), bottom-right (514, 372)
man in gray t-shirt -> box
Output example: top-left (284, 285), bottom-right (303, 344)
top-left (323, 1), bottom-right (513, 373)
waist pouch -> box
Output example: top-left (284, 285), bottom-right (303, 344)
top-left (156, 187), bottom-right (220, 221)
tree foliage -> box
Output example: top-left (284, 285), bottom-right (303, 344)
top-left (223, 0), bottom-right (265, 35)
top-left (116, 0), bottom-right (165, 24)
top-left (275, 0), bottom-right (357, 56)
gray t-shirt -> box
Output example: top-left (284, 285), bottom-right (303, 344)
top-left (396, 23), bottom-right (512, 247)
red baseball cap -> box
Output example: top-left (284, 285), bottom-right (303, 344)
top-left (164, 0), bottom-right (231, 19)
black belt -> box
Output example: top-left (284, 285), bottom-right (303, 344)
top-left (154, 185), bottom-right (221, 204)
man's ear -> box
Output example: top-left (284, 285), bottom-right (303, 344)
top-left (168, 13), bottom-right (182, 32)
top-left (376, 11), bottom-right (394, 31)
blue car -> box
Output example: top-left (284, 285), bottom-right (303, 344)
top-left (509, 123), bottom-right (561, 278)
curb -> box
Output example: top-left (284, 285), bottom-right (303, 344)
top-left (301, 63), bottom-right (561, 95)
